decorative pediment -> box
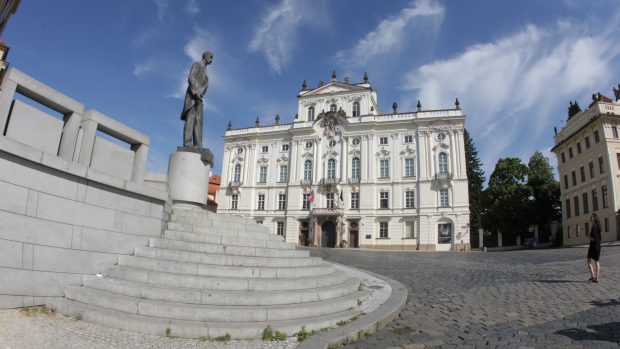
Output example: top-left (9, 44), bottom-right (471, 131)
top-left (348, 148), bottom-right (361, 157)
top-left (375, 148), bottom-right (390, 158)
top-left (322, 150), bottom-right (339, 159)
top-left (276, 155), bottom-right (289, 163)
top-left (400, 146), bottom-right (416, 156)
top-left (257, 157), bottom-right (269, 164)
top-left (432, 143), bottom-right (450, 151)
top-left (301, 152), bottom-right (314, 159)
top-left (302, 81), bottom-right (369, 97)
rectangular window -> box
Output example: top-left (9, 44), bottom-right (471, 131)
top-left (259, 166), bottom-right (267, 183)
top-left (404, 135), bottom-right (413, 143)
top-left (440, 189), bottom-right (449, 207)
top-left (231, 194), bottom-right (238, 210)
top-left (602, 185), bottom-right (609, 208)
top-left (405, 190), bottom-right (415, 208)
top-left (379, 192), bottom-right (389, 209)
top-left (613, 126), bottom-right (618, 138)
top-left (563, 174), bottom-right (568, 189)
top-left (379, 136), bottom-right (388, 145)
top-left (302, 194), bottom-right (310, 210)
top-left (585, 136), bottom-right (590, 148)
top-left (278, 194), bottom-right (287, 210)
top-left (574, 196), bottom-right (580, 216)
top-left (580, 166), bottom-right (586, 182)
top-left (262, 145), bottom-right (269, 153)
top-left (350, 192), bottom-right (359, 209)
top-left (326, 193), bottom-right (335, 209)
top-left (576, 224), bottom-right (581, 237)
top-left (617, 153), bottom-right (620, 170)
top-left (277, 221), bottom-right (285, 236)
top-left (571, 171), bottom-right (577, 186)
top-left (404, 158), bottom-right (415, 177)
top-left (599, 156), bottom-right (604, 174)
top-left (438, 223), bottom-right (452, 244)
top-left (569, 147), bottom-right (573, 159)
top-left (379, 222), bottom-right (388, 238)
top-left (405, 221), bottom-right (415, 238)
top-left (566, 199), bottom-right (571, 218)
top-left (604, 218), bottom-right (609, 232)
top-left (589, 161), bottom-right (594, 178)
top-left (592, 189), bottom-right (599, 211)
top-left (281, 144), bottom-right (289, 151)
top-left (561, 152), bottom-right (566, 163)
top-left (577, 142), bottom-right (582, 154)
top-left (257, 194), bottom-right (265, 210)
top-left (279, 165), bottom-right (288, 182)
top-left (594, 130), bottom-right (600, 143)
top-left (583, 192), bottom-right (589, 214)
top-left (379, 159), bottom-right (390, 178)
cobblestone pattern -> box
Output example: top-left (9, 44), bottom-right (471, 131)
top-left (312, 246), bottom-right (620, 349)
top-left (0, 308), bottom-right (298, 349)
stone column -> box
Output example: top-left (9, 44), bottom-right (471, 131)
top-left (168, 151), bottom-right (210, 207)
top-left (479, 228), bottom-right (484, 250)
top-left (78, 119), bottom-right (97, 166)
top-left (130, 143), bottom-right (148, 183)
top-left (0, 78), bottom-right (16, 131)
top-left (58, 112), bottom-right (82, 162)
top-left (336, 216), bottom-right (343, 247)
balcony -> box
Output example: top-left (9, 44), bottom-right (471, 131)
top-left (228, 181), bottom-right (242, 193)
top-left (320, 177), bottom-right (340, 185)
top-left (300, 179), bottom-right (312, 186)
top-left (348, 177), bottom-right (360, 184)
top-left (311, 207), bottom-right (344, 216)
top-left (434, 172), bottom-right (452, 180)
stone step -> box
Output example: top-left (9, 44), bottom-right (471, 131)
top-left (166, 222), bottom-right (279, 241)
top-left (134, 246), bottom-right (320, 267)
top-left (48, 297), bottom-right (361, 339)
top-left (171, 214), bottom-right (268, 232)
top-left (172, 207), bottom-right (251, 223)
top-left (82, 275), bottom-right (361, 306)
top-left (106, 266), bottom-right (349, 291)
top-left (150, 235), bottom-right (294, 253)
top-left (118, 255), bottom-right (333, 279)
top-left (62, 286), bottom-right (368, 322)
top-left (161, 231), bottom-right (300, 256)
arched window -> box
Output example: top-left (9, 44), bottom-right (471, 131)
top-left (327, 159), bottom-right (336, 179)
top-left (438, 153), bottom-right (448, 174)
top-left (233, 164), bottom-right (241, 182)
top-left (308, 106), bottom-right (315, 121)
top-left (352, 101), bottom-right (360, 117)
top-left (329, 103), bottom-right (337, 112)
top-left (351, 157), bottom-right (360, 179)
top-left (304, 160), bottom-right (313, 180)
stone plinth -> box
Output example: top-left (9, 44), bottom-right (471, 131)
top-left (167, 151), bottom-right (210, 207)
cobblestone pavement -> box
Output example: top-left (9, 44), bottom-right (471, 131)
top-left (311, 245), bottom-right (620, 349)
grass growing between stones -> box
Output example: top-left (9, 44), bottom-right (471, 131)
top-left (296, 326), bottom-right (316, 342)
top-left (327, 343), bottom-right (342, 349)
top-left (19, 306), bottom-right (54, 316)
top-left (262, 325), bottom-right (287, 341)
top-left (198, 333), bottom-right (231, 342)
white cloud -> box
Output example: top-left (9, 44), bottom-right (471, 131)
top-left (335, 0), bottom-right (444, 67)
top-left (248, 0), bottom-right (325, 74)
top-left (153, 0), bottom-right (169, 22)
top-left (132, 60), bottom-right (155, 79)
top-left (184, 0), bottom-right (200, 15)
top-left (402, 19), bottom-right (620, 177)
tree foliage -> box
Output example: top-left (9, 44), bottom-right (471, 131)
top-left (527, 151), bottom-right (561, 228)
top-left (481, 157), bottom-right (532, 237)
top-left (464, 129), bottom-right (485, 230)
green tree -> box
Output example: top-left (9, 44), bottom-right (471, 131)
top-left (464, 129), bottom-right (485, 231)
top-left (527, 151), bottom-right (561, 231)
top-left (481, 157), bottom-right (532, 238)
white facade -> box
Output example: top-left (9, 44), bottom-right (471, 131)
top-left (218, 74), bottom-right (470, 251)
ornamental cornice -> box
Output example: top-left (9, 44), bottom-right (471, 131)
top-left (322, 150), bottom-right (339, 159)
top-left (375, 148), bottom-right (390, 159)
top-left (276, 155), bottom-right (289, 163)
top-left (257, 157), bottom-right (269, 164)
top-left (348, 149), bottom-right (361, 157)
top-left (400, 146), bottom-right (416, 156)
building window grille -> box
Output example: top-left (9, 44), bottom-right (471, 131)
top-left (304, 160), bottom-right (312, 181)
top-left (326, 193), bottom-right (335, 208)
top-left (257, 194), bottom-right (265, 210)
top-left (262, 145), bottom-right (269, 152)
top-left (405, 190), bottom-right (415, 208)
top-left (278, 194), bottom-right (287, 210)
top-left (352, 101), bottom-right (360, 117)
top-left (440, 189), bottom-right (449, 207)
top-left (583, 192), bottom-right (589, 214)
top-left (379, 222), bottom-right (388, 238)
top-left (231, 194), bottom-right (238, 210)
top-left (438, 152), bottom-right (448, 173)
top-left (308, 106), bottom-right (315, 121)
top-left (329, 104), bottom-right (337, 112)
top-left (599, 156), bottom-right (604, 174)
top-left (351, 157), bottom-right (360, 179)
top-left (259, 166), bottom-right (267, 183)
top-left (380, 191), bottom-right (389, 209)
top-left (233, 164), bottom-right (241, 182)
top-left (327, 159), bottom-right (336, 179)
top-left (279, 165), bottom-right (288, 182)
top-left (602, 185), bottom-right (609, 208)
top-left (302, 194), bottom-right (310, 210)
top-left (281, 144), bottom-right (289, 151)
top-left (404, 158), bottom-right (415, 177)
top-left (351, 192), bottom-right (359, 209)
top-left (379, 159), bottom-right (389, 178)
top-left (277, 221), bottom-right (285, 236)
top-left (592, 189), bottom-right (599, 211)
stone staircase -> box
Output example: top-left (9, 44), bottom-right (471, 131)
top-left (48, 207), bottom-right (369, 339)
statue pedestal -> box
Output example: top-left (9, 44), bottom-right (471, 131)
top-left (167, 150), bottom-right (210, 207)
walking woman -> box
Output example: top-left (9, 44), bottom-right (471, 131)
top-left (587, 213), bottom-right (602, 283)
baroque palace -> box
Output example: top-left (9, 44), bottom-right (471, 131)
top-left (218, 72), bottom-right (470, 251)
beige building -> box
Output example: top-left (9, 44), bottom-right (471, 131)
top-left (552, 88), bottom-right (620, 246)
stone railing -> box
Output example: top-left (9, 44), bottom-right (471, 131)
top-left (320, 177), bottom-right (340, 185)
top-left (300, 179), bottom-right (312, 186)
top-left (311, 207), bottom-right (344, 216)
top-left (434, 172), bottom-right (453, 180)
top-left (348, 177), bottom-right (360, 184)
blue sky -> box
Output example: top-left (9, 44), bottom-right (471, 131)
top-left (4, 0), bottom-right (620, 180)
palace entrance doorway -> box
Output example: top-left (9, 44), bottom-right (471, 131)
top-left (321, 221), bottom-right (336, 247)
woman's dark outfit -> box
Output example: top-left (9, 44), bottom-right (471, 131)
top-left (587, 225), bottom-right (602, 261)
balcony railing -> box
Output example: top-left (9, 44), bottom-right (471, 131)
top-left (348, 177), bottom-right (360, 184)
top-left (300, 179), bottom-right (312, 186)
top-left (434, 172), bottom-right (452, 180)
top-left (320, 177), bottom-right (340, 185)
top-left (228, 181), bottom-right (242, 188)
top-left (311, 207), bottom-right (344, 216)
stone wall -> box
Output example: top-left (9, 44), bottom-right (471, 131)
top-left (0, 68), bottom-right (170, 308)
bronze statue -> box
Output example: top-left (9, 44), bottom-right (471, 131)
top-left (181, 51), bottom-right (213, 148)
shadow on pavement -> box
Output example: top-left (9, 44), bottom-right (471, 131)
top-left (556, 322), bottom-right (620, 343)
top-left (591, 299), bottom-right (620, 307)
top-left (533, 279), bottom-right (583, 284)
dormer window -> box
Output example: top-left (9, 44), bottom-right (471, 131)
top-left (330, 104), bottom-right (337, 112)
top-left (308, 106), bottom-right (315, 121)
top-left (352, 101), bottom-right (360, 117)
